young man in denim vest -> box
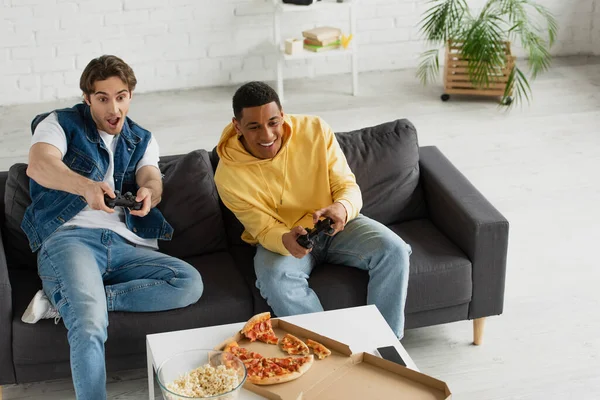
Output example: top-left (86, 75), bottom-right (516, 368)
top-left (214, 81), bottom-right (411, 340)
top-left (20, 55), bottom-right (203, 399)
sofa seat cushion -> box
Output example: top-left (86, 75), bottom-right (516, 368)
top-left (10, 251), bottom-right (252, 366)
top-left (309, 264), bottom-right (369, 311)
top-left (336, 119), bottom-right (428, 225)
top-left (301, 218), bottom-right (473, 315)
top-left (390, 219), bottom-right (473, 313)
top-left (229, 218), bottom-right (471, 317)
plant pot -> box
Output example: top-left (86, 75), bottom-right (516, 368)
top-left (442, 40), bottom-right (515, 103)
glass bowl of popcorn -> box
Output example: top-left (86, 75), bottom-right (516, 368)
top-left (157, 349), bottom-right (247, 400)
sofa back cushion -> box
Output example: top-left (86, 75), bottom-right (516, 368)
top-left (208, 148), bottom-right (248, 247)
top-left (336, 119), bottom-right (427, 225)
top-left (157, 149), bottom-right (228, 258)
top-left (2, 164), bottom-right (37, 270)
top-left (1, 150), bottom-right (227, 269)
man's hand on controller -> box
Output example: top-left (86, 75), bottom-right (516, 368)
top-left (282, 226), bottom-right (312, 259)
top-left (130, 187), bottom-right (153, 217)
top-left (84, 182), bottom-right (115, 214)
top-left (312, 202), bottom-right (347, 235)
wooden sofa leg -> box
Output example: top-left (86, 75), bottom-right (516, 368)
top-left (473, 317), bottom-right (486, 345)
top-left (0, 384), bottom-right (3, 400)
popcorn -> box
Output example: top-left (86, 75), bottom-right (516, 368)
top-left (166, 364), bottom-right (240, 398)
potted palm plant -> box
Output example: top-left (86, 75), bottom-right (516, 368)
top-left (417, 0), bottom-right (558, 107)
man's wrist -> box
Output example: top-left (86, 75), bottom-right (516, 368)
top-left (335, 201), bottom-right (349, 223)
top-left (139, 182), bottom-right (159, 197)
top-left (73, 176), bottom-right (95, 197)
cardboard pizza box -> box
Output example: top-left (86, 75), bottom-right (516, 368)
top-left (215, 318), bottom-right (451, 400)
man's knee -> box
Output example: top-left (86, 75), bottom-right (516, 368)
top-left (176, 261), bottom-right (204, 307)
top-left (187, 267), bottom-right (204, 305)
top-left (377, 234), bottom-right (411, 269)
top-left (255, 257), bottom-right (295, 288)
top-left (255, 267), bottom-right (280, 294)
top-left (69, 309), bottom-right (108, 344)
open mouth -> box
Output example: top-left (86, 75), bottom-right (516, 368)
top-left (107, 117), bottom-right (120, 130)
top-left (259, 141), bottom-right (275, 148)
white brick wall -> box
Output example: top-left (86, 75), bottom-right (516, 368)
top-left (593, 1), bottom-right (600, 54)
top-left (0, 0), bottom-right (598, 106)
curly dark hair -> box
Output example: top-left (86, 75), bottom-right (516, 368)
top-left (79, 55), bottom-right (137, 98)
top-left (232, 81), bottom-right (282, 120)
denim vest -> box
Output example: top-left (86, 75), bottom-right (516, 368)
top-left (21, 103), bottom-right (174, 252)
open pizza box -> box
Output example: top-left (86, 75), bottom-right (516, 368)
top-left (215, 318), bottom-right (452, 400)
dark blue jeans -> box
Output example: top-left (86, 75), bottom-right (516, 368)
top-left (37, 226), bottom-right (203, 400)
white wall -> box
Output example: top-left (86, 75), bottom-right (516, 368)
top-left (593, 0), bottom-right (600, 54)
top-left (0, 0), bottom-right (598, 106)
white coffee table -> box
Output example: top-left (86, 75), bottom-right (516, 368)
top-left (146, 305), bottom-right (417, 399)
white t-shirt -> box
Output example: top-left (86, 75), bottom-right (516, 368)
top-left (31, 112), bottom-right (160, 249)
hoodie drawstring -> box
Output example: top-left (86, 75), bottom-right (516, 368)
top-left (258, 164), bottom-right (278, 212)
top-left (280, 149), bottom-right (288, 207)
top-left (257, 148), bottom-right (289, 213)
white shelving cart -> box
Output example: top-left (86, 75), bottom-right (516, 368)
top-left (271, 0), bottom-right (359, 102)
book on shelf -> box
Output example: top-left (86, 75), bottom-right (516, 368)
top-left (303, 40), bottom-right (341, 52)
top-left (304, 37), bottom-right (341, 47)
top-left (302, 26), bottom-right (342, 41)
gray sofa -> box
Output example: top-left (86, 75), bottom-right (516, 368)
top-left (0, 119), bottom-right (509, 385)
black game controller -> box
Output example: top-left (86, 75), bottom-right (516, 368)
top-left (104, 190), bottom-right (143, 211)
top-left (296, 217), bottom-right (335, 249)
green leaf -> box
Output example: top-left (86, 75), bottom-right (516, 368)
top-left (514, 66), bottom-right (532, 107)
top-left (417, 0), bottom-right (468, 44)
top-left (460, 14), bottom-right (507, 89)
top-left (416, 49), bottom-right (441, 85)
top-left (530, 3), bottom-right (558, 46)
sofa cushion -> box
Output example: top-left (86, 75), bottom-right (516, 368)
top-left (389, 219), bottom-right (473, 313)
top-left (1, 170), bottom-right (8, 224)
top-left (208, 148), bottom-right (247, 247)
top-left (230, 218), bottom-right (471, 317)
top-left (271, 217), bottom-right (472, 316)
top-left (228, 243), bottom-right (369, 315)
top-left (11, 251), bottom-right (252, 366)
top-left (310, 263), bottom-right (369, 311)
top-left (336, 119), bottom-right (428, 225)
top-left (157, 150), bottom-right (228, 258)
top-left (2, 164), bottom-right (36, 270)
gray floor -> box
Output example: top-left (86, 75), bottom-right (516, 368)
top-left (2, 56), bottom-right (600, 399)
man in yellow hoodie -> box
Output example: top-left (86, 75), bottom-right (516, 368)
top-left (214, 82), bottom-right (411, 339)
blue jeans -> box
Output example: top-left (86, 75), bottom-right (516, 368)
top-left (254, 215), bottom-right (411, 339)
top-left (37, 227), bottom-right (203, 400)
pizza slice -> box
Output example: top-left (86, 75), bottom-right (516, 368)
top-left (280, 333), bottom-right (310, 356)
top-left (241, 312), bottom-right (279, 344)
top-left (306, 339), bottom-right (331, 360)
top-left (249, 355), bottom-right (314, 385)
top-left (223, 340), bottom-right (314, 385)
top-left (267, 355), bottom-right (313, 373)
top-left (223, 341), bottom-right (263, 361)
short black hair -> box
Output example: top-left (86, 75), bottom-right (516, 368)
top-left (232, 81), bottom-right (282, 120)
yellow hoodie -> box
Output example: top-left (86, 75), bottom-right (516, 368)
top-left (214, 114), bottom-right (362, 256)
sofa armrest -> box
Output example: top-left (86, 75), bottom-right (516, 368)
top-left (419, 146), bottom-right (509, 319)
top-left (0, 227), bottom-right (15, 384)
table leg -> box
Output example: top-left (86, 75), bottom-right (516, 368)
top-left (473, 317), bottom-right (486, 345)
top-left (147, 340), bottom-right (155, 399)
